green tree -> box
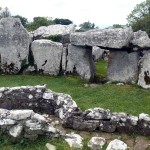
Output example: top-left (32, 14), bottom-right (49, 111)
top-left (113, 24), bottom-right (123, 28)
top-left (79, 21), bottom-right (95, 31)
top-left (54, 18), bottom-right (73, 25)
top-left (13, 15), bottom-right (28, 28)
top-left (0, 7), bottom-right (11, 18)
top-left (27, 17), bottom-right (55, 31)
top-left (127, 0), bottom-right (150, 35)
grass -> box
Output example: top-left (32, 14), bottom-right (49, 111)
top-left (0, 134), bottom-right (71, 150)
top-left (0, 60), bottom-right (150, 149)
top-left (0, 68), bottom-right (149, 115)
top-left (95, 60), bottom-right (107, 78)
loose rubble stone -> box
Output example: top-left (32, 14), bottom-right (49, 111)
top-left (88, 137), bottom-right (106, 150)
top-left (9, 124), bottom-right (23, 138)
top-left (46, 143), bottom-right (56, 150)
top-left (31, 39), bottom-right (63, 75)
top-left (9, 110), bottom-right (34, 120)
top-left (0, 119), bottom-right (16, 125)
top-left (64, 132), bottom-right (83, 149)
top-left (106, 139), bottom-right (127, 150)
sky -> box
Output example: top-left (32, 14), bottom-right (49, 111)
top-left (0, 0), bottom-right (144, 28)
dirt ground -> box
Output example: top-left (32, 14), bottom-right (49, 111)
top-left (51, 115), bottom-right (150, 150)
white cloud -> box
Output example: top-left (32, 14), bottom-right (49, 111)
top-left (0, 0), bottom-right (144, 28)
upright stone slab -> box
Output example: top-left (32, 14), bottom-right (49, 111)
top-left (70, 28), bottom-right (133, 48)
top-left (108, 51), bottom-right (139, 83)
top-left (0, 17), bottom-right (30, 73)
top-left (31, 39), bottom-right (63, 75)
top-left (138, 50), bottom-right (150, 89)
top-left (92, 46), bottom-right (104, 61)
top-left (66, 44), bottom-right (96, 80)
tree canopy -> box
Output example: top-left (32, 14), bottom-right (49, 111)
top-left (27, 17), bottom-right (55, 31)
top-left (127, 0), bottom-right (150, 35)
top-left (113, 24), bottom-right (123, 28)
top-left (54, 18), bottom-right (73, 25)
top-left (0, 7), bottom-right (11, 18)
top-left (78, 21), bottom-right (97, 32)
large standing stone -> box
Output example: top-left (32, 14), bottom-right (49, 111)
top-left (33, 24), bottom-right (75, 38)
top-left (31, 39), bottom-right (63, 75)
top-left (70, 28), bottom-right (133, 48)
top-left (66, 44), bottom-right (96, 80)
top-left (92, 46), bottom-right (105, 61)
top-left (138, 50), bottom-right (150, 89)
top-left (0, 17), bottom-right (30, 73)
top-left (108, 51), bottom-right (139, 83)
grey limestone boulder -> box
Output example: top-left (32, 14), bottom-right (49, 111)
top-left (138, 50), bottom-right (150, 89)
top-left (64, 132), bottom-right (83, 149)
top-left (33, 24), bottom-right (75, 39)
top-left (92, 46), bottom-right (105, 61)
top-left (9, 125), bottom-right (23, 138)
top-left (88, 137), bottom-right (106, 150)
top-left (70, 28), bottom-right (133, 48)
top-left (66, 44), bottom-right (96, 80)
top-left (0, 17), bottom-right (30, 73)
top-left (131, 30), bottom-right (150, 50)
top-left (46, 143), bottom-right (56, 150)
top-left (106, 139), bottom-right (127, 150)
top-left (31, 39), bottom-right (63, 75)
top-left (108, 51), bottom-right (139, 83)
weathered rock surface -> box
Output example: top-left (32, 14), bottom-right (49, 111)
top-left (106, 139), bottom-right (127, 150)
top-left (92, 46), bottom-right (105, 61)
top-left (70, 28), bottom-right (133, 48)
top-left (33, 24), bottom-right (75, 38)
top-left (131, 30), bottom-right (150, 50)
top-left (88, 137), bottom-right (106, 150)
top-left (0, 108), bottom-right (59, 139)
top-left (108, 51), bottom-right (139, 83)
top-left (66, 44), bottom-right (96, 80)
top-left (9, 125), bottom-right (23, 138)
top-left (31, 39), bottom-right (63, 75)
top-left (138, 50), bottom-right (150, 89)
top-left (0, 85), bottom-right (78, 120)
top-left (0, 17), bottom-right (30, 73)
top-left (46, 143), bottom-right (56, 150)
top-left (64, 132), bottom-right (83, 149)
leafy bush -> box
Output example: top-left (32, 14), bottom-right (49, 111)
top-left (46, 35), bottom-right (63, 42)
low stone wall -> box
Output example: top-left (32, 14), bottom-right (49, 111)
top-left (63, 108), bottom-right (150, 136)
top-left (0, 109), bottom-right (60, 140)
top-left (0, 85), bottom-right (150, 138)
top-left (0, 85), bottom-right (78, 140)
top-left (0, 85), bottom-right (77, 119)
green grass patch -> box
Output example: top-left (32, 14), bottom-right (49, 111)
top-left (0, 134), bottom-right (71, 150)
top-left (95, 60), bottom-right (108, 78)
top-left (0, 74), bottom-right (149, 115)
